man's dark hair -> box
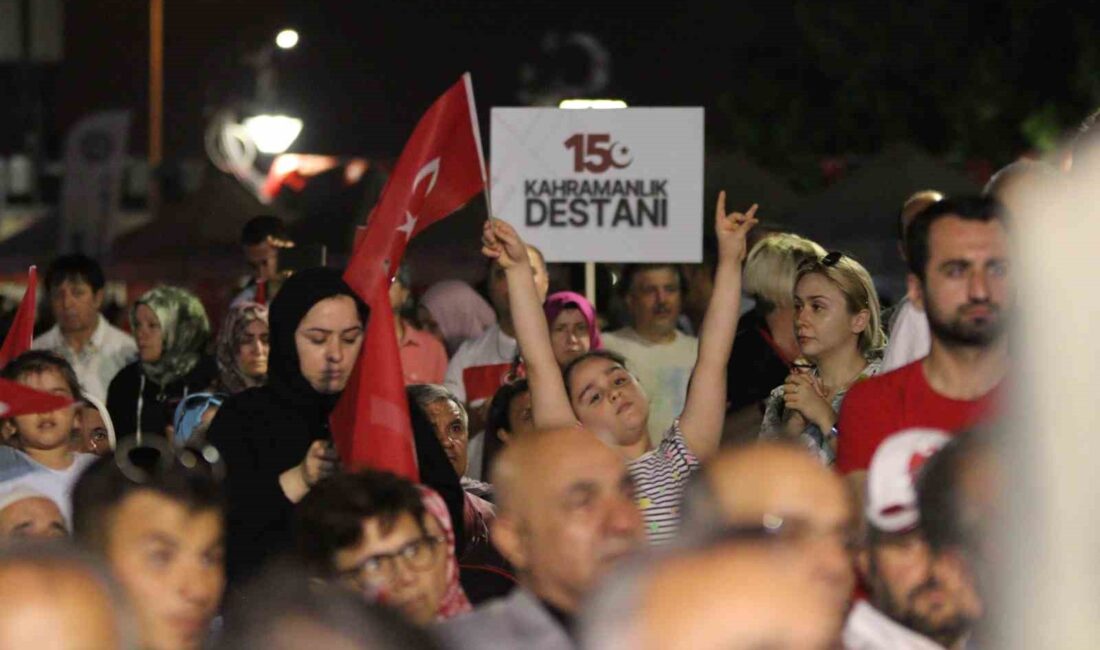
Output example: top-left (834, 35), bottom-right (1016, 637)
top-left (294, 471), bottom-right (427, 576)
top-left (915, 432), bottom-right (987, 553)
top-left (1, 350), bottom-right (83, 401)
top-left (483, 379), bottom-right (530, 483)
top-left (486, 379), bottom-right (530, 443)
top-left (71, 453), bottom-right (225, 552)
top-left (240, 215), bottom-right (289, 246)
top-left (45, 254), bottom-right (105, 293)
top-left (216, 564), bottom-right (441, 650)
top-left (904, 196), bottom-right (1007, 281)
top-left (618, 263), bottom-right (683, 296)
top-left (562, 349), bottom-right (630, 398)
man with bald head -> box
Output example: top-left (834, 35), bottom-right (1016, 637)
top-left (440, 427), bottom-right (644, 649)
top-left (0, 544), bottom-right (137, 648)
top-left (582, 543), bottom-right (844, 650)
top-left (681, 441), bottom-right (856, 610)
top-left (0, 489), bottom-right (67, 541)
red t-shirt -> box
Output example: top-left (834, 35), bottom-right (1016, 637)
top-left (835, 360), bottom-right (1001, 473)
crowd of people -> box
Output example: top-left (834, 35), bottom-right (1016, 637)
top-left (0, 109), bottom-right (1093, 649)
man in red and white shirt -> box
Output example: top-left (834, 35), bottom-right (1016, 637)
top-left (837, 196), bottom-right (1010, 476)
top-left (845, 429), bottom-right (974, 650)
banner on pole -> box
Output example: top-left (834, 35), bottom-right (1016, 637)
top-left (490, 107), bottom-right (703, 263)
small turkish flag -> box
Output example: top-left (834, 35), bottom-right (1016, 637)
top-left (0, 377), bottom-right (72, 417)
top-left (0, 266), bottom-right (37, 369)
top-left (333, 73), bottom-right (487, 477)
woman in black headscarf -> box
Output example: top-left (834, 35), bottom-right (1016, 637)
top-left (206, 268), bottom-right (369, 586)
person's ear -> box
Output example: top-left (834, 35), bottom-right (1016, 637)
top-left (490, 515), bottom-right (528, 571)
top-left (0, 419), bottom-right (15, 444)
top-left (850, 309), bottom-right (869, 335)
top-left (856, 547), bottom-right (872, 582)
top-left (497, 429), bottom-right (512, 444)
top-left (93, 288), bottom-right (105, 310)
top-left (907, 274), bottom-right (925, 313)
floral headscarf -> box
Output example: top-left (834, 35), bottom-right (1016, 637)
top-left (417, 485), bottom-right (472, 620)
top-left (215, 301), bottom-right (269, 394)
top-left (131, 286), bottom-right (210, 388)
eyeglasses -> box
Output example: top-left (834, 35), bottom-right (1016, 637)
top-left (714, 513), bottom-right (859, 553)
top-left (113, 435), bottom-right (226, 485)
top-left (338, 536), bottom-right (444, 586)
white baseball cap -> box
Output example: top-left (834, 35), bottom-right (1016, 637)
top-left (866, 428), bottom-right (950, 533)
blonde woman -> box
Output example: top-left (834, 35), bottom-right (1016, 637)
top-left (759, 251), bottom-right (887, 465)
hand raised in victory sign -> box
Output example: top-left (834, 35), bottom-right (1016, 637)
top-left (714, 191), bottom-right (759, 265)
top-left (481, 218), bottom-right (530, 272)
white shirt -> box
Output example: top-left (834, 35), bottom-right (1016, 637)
top-left (882, 299), bottom-right (931, 373)
top-left (444, 323), bottom-right (517, 481)
top-left (844, 600), bottom-right (946, 650)
top-left (33, 315), bottom-right (138, 402)
top-left (0, 449), bottom-right (97, 523)
top-left (601, 327), bottom-right (698, 447)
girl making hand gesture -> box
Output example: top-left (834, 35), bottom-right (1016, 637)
top-left (481, 192), bottom-right (757, 543)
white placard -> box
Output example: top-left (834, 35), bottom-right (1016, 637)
top-left (490, 108), bottom-right (703, 263)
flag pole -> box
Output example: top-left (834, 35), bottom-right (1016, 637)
top-left (462, 72), bottom-right (492, 218)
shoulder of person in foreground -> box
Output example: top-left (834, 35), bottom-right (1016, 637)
top-left (438, 589), bottom-right (566, 648)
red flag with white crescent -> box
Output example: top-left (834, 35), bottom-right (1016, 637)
top-left (333, 73), bottom-right (487, 477)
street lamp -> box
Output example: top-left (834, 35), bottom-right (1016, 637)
top-left (559, 99), bottom-right (628, 109)
top-left (275, 29), bottom-right (299, 50)
top-left (242, 114), bottom-right (303, 155)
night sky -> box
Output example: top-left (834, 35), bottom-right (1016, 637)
top-left (4, 0), bottom-right (1093, 164)
top-left (52, 0), bottom-right (735, 159)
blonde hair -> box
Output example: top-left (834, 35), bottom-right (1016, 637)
top-left (794, 254), bottom-right (886, 355)
top-left (743, 233), bottom-right (827, 312)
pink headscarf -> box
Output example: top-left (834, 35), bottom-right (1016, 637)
top-left (543, 291), bottom-right (603, 351)
top-left (417, 486), bottom-right (473, 620)
top-left (419, 281), bottom-right (496, 353)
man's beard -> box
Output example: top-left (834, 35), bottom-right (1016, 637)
top-left (868, 556), bottom-right (973, 648)
top-left (925, 298), bottom-right (1004, 347)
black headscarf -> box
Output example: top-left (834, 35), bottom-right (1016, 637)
top-left (266, 267), bottom-right (370, 412)
top-left (207, 266), bottom-right (369, 588)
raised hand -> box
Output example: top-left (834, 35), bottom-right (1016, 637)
top-left (481, 218), bottom-right (530, 271)
top-left (714, 191), bottom-right (759, 264)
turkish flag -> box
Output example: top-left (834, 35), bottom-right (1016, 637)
top-left (0, 266), bottom-right (37, 369)
top-left (343, 73), bottom-right (487, 299)
top-left (0, 377), bottom-right (72, 417)
top-left (333, 74), bottom-right (487, 477)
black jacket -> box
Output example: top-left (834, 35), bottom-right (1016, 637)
top-left (106, 357), bottom-right (216, 441)
top-left (725, 309), bottom-right (791, 413)
top-left (206, 268), bottom-right (369, 586)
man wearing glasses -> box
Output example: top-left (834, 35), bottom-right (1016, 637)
top-left (294, 471), bottom-right (466, 626)
top-left (679, 441), bottom-right (857, 615)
